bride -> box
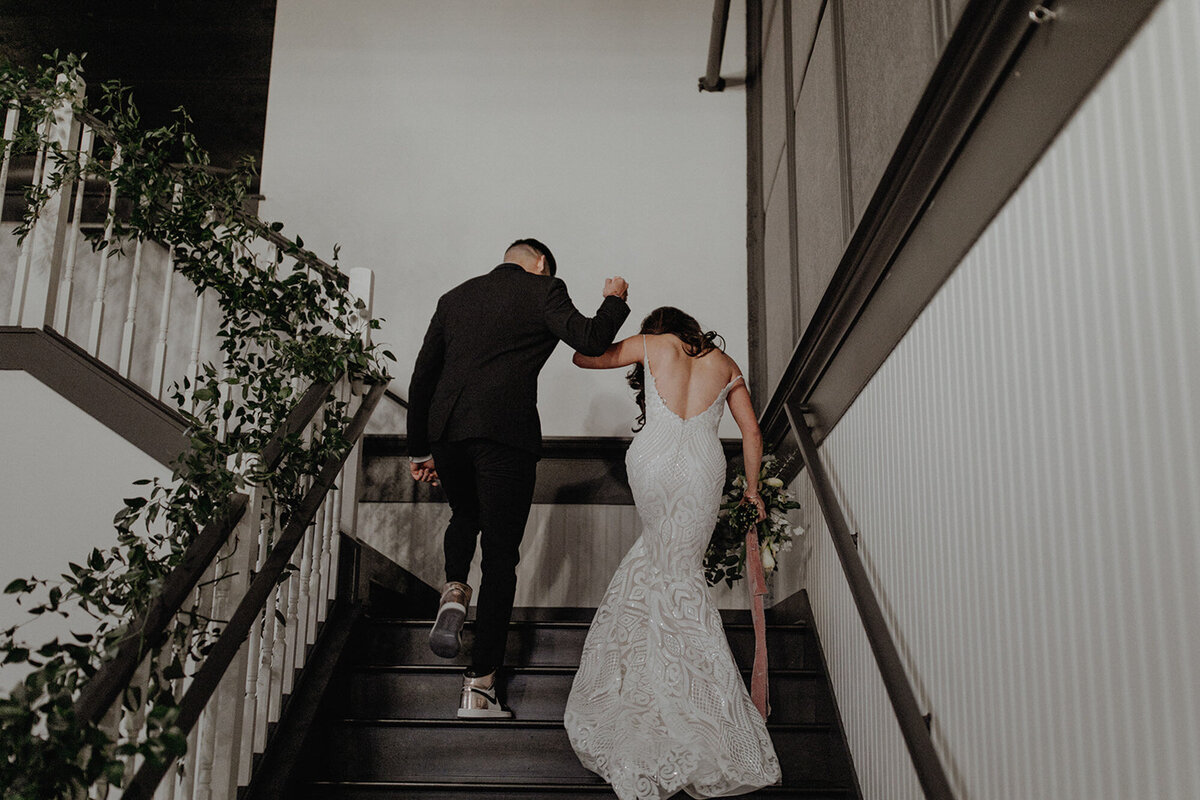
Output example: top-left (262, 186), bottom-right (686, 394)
top-left (563, 307), bottom-right (781, 799)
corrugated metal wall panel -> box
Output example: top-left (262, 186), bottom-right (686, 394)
top-left (802, 0), bottom-right (1200, 796)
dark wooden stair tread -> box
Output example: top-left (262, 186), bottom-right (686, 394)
top-left (273, 604), bottom-right (859, 799)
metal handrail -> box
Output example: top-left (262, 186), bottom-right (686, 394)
top-left (698, 0), bottom-right (733, 92)
top-left (786, 405), bottom-right (955, 799)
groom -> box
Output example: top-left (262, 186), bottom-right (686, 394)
top-left (407, 238), bottom-right (629, 718)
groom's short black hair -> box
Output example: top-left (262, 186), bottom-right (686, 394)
top-left (509, 237), bottom-right (557, 277)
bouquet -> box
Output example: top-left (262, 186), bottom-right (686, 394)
top-left (704, 453), bottom-right (802, 587)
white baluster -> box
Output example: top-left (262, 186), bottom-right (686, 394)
top-left (264, 580), bottom-right (286, 730)
top-left (294, 507), bottom-right (316, 667)
top-left (178, 713), bottom-right (199, 800)
top-left (208, 475), bottom-right (262, 800)
top-left (190, 556), bottom-right (222, 800)
top-left (268, 573), bottom-right (290, 724)
top-left (0, 106), bottom-right (18, 211)
top-left (0, 104), bottom-right (20, 324)
top-left (153, 644), bottom-right (179, 800)
top-left (90, 693), bottom-right (122, 799)
top-left (118, 653), bottom-right (154, 788)
top-left (238, 504), bottom-right (272, 786)
top-left (151, 184), bottom-right (182, 399)
top-left (328, 464), bottom-right (344, 604)
top-left (13, 75), bottom-right (80, 328)
top-left (185, 289), bottom-right (205, 408)
top-left (9, 117), bottom-right (48, 325)
top-left (317, 484), bottom-right (336, 625)
top-left (54, 123), bottom-right (93, 334)
top-left (88, 145), bottom-right (121, 356)
top-left (348, 267), bottom-right (374, 347)
top-left (281, 538), bottom-right (302, 694)
top-left (118, 235), bottom-right (144, 378)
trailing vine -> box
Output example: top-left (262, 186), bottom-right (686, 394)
top-left (0, 54), bottom-right (393, 798)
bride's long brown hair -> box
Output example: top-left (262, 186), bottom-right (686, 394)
top-left (628, 306), bottom-right (724, 431)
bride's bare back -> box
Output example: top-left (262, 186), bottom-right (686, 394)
top-left (641, 334), bottom-right (739, 420)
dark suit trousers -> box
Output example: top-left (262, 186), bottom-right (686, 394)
top-left (430, 437), bottom-right (537, 673)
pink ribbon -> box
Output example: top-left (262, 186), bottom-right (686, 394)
top-left (745, 525), bottom-right (770, 719)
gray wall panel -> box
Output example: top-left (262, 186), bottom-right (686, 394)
top-left (762, 155), bottom-right (794, 389)
top-left (792, 15), bottom-right (845, 332)
top-left (841, 0), bottom-right (937, 224)
top-left (761, 0), bottom-right (788, 211)
top-left (791, 0), bottom-right (827, 106)
top-left (763, 0), bottom-right (779, 47)
top-left (804, 2), bottom-right (1200, 795)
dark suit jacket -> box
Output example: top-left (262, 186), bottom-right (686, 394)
top-left (407, 263), bottom-right (630, 458)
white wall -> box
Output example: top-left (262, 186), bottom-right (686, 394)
top-left (259, 0), bottom-right (749, 438)
top-left (0, 373), bottom-right (170, 692)
top-left (802, 0), bottom-right (1200, 796)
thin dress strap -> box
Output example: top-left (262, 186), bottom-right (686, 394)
top-left (641, 334), bottom-right (649, 370)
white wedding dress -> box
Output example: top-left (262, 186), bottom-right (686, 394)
top-left (563, 339), bottom-right (781, 800)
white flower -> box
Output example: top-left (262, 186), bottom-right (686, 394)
top-left (761, 549), bottom-right (776, 572)
top-left (793, 525), bottom-right (806, 538)
top-left (765, 477), bottom-right (784, 488)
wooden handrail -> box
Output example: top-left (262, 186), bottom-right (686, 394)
top-left (71, 378), bottom-right (334, 727)
top-left (786, 405), bottom-right (955, 799)
top-left (121, 381), bottom-right (387, 800)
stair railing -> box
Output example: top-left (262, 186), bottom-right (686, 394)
top-left (784, 405), bottom-right (955, 800)
top-left (1, 74), bottom-right (389, 799)
top-left (0, 78), bottom-right (348, 412)
top-left (111, 376), bottom-right (385, 800)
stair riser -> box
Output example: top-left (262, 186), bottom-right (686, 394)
top-left (350, 624), bottom-right (817, 670)
top-left (336, 671), bottom-right (836, 724)
top-left (316, 724), bottom-right (851, 785)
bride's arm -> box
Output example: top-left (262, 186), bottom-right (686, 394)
top-left (728, 378), bottom-right (767, 522)
top-left (572, 335), bottom-right (644, 369)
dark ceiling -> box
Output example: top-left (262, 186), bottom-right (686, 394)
top-left (0, 0), bottom-right (278, 189)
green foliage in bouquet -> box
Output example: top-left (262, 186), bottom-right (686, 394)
top-left (704, 453), bottom-right (802, 587)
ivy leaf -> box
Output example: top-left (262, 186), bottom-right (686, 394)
top-left (3, 647), bottom-right (29, 664)
top-left (4, 578), bottom-right (30, 594)
top-left (162, 654), bottom-right (185, 680)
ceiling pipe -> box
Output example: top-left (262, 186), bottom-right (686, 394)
top-left (698, 0), bottom-right (732, 92)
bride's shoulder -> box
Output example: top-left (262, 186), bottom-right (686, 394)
top-left (715, 350), bottom-right (744, 382)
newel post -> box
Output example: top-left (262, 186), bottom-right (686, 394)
top-left (340, 267), bottom-right (375, 540)
top-left (11, 74), bottom-right (83, 329)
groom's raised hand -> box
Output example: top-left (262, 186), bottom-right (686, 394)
top-left (603, 276), bottom-right (629, 302)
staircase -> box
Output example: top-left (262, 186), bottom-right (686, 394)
top-left (286, 603), bottom-right (860, 799)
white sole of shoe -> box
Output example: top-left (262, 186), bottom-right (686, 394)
top-left (456, 707), bottom-right (513, 719)
top-left (429, 601), bottom-right (467, 658)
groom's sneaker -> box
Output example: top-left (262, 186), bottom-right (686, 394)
top-left (458, 670), bottom-right (512, 719)
top-left (429, 581), bottom-right (472, 658)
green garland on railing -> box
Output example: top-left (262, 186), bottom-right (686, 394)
top-left (0, 54), bottom-right (394, 798)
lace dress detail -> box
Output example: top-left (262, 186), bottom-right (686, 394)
top-left (564, 338), bottom-right (780, 799)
